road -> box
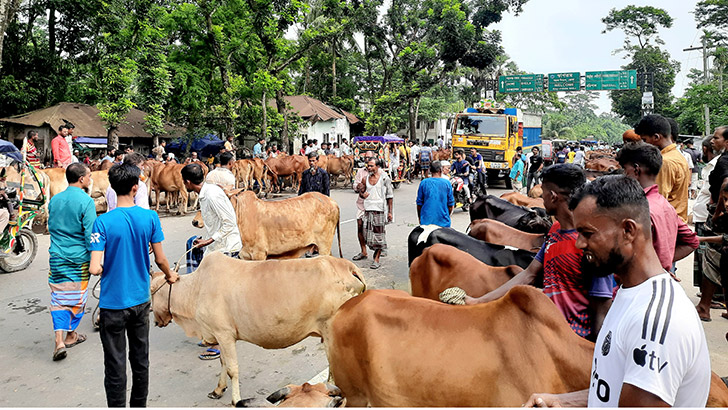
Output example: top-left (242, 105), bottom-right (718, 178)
top-left (0, 180), bottom-right (726, 406)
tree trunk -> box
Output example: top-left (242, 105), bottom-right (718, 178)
top-left (364, 39), bottom-right (375, 107)
top-left (0, 0), bottom-right (20, 69)
top-left (261, 92), bottom-right (268, 139)
top-left (276, 89), bottom-right (288, 151)
top-left (48, 2), bottom-right (56, 56)
top-left (203, 6), bottom-right (234, 139)
top-left (408, 97), bottom-right (416, 141)
top-left (108, 127), bottom-right (119, 150)
top-left (332, 38), bottom-right (337, 99)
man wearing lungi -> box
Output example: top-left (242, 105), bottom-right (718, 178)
top-left (48, 163), bottom-right (96, 361)
top-left (357, 158), bottom-right (393, 270)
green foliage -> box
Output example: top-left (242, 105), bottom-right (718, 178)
top-left (602, 5), bottom-right (673, 51)
top-left (542, 93), bottom-right (630, 144)
top-left (696, 0), bottom-right (728, 31)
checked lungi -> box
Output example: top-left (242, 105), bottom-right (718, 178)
top-left (48, 257), bottom-right (90, 332)
top-left (186, 236), bottom-right (205, 274)
top-left (363, 210), bottom-right (387, 251)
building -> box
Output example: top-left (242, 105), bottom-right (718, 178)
top-left (281, 96), bottom-right (362, 152)
top-left (0, 102), bottom-right (184, 162)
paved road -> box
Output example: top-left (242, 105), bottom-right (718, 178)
top-left (0, 181), bottom-right (726, 406)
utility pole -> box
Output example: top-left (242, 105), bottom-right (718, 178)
top-left (684, 36), bottom-right (712, 136)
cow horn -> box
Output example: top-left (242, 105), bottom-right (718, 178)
top-left (325, 383), bottom-right (342, 396)
top-left (266, 386), bottom-right (292, 404)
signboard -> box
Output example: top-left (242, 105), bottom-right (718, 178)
top-left (498, 74), bottom-right (544, 93)
top-left (548, 72), bottom-right (581, 91)
top-left (585, 70), bottom-right (637, 90)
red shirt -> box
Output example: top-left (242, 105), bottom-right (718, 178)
top-left (51, 135), bottom-right (71, 167)
top-left (644, 184), bottom-right (699, 271)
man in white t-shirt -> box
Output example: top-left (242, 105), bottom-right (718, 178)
top-left (525, 175), bottom-right (710, 408)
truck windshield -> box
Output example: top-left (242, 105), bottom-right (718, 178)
top-left (454, 115), bottom-right (506, 136)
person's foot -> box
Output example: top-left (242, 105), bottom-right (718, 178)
top-left (64, 333), bottom-right (87, 348)
top-left (53, 346), bottom-right (67, 361)
top-left (380, 250), bottom-right (388, 257)
top-left (696, 305), bottom-right (712, 322)
top-left (370, 261), bottom-right (381, 270)
top-left (352, 253), bottom-right (367, 261)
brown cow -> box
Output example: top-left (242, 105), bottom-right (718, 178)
top-left (584, 157), bottom-right (619, 172)
top-left (326, 155), bottom-right (353, 187)
top-left (232, 159), bottom-right (254, 190)
top-left (240, 382), bottom-right (346, 408)
top-left (265, 155), bottom-right (308, 192)
top-left (468, 219), bottom-right (545, 252)
top-left (326, 286), bottom-right (728, 407)
top-left (500, 191), bottom-right (545, 209)
top-left (409, 244), bottom-right (520, 301)
top-left (528, 184), bottom-right (543, 198)
top-left (192, 190), bottom-right (341, 260)
top-left (151, 163), bottom-right (188, 214)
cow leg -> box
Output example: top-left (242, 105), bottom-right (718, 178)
top-left (216, 338), bottom-right (243, 406)
top-left (155, 190), bottom-right (161, 212)
top-left (179, 188), bottom-right (188, 215)
top-left (208, 352), bottom-right (229, 400)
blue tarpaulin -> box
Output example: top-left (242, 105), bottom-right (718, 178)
top-left (0, 139), bottom-right (22, 162)
top-left (167, 134), bottom-right (225, 158)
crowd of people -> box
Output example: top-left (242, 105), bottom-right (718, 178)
top-left (37, 110), bottom-right (728, 406)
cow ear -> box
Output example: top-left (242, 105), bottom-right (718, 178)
top-left (266, 386), bottom-right (292, 404)
top-left (325, 383), bottom-right (342, 396)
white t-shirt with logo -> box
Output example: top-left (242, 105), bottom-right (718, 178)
top-left (588, 273), bottom-right (710, 407)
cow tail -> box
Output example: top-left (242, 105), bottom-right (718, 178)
top-left (337, 215), bottom-right (343, 258)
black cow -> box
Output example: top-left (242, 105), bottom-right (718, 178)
top-left (408, 226), bottom-right (535, 268)
top-left (469, 195), bottom-right (552, 234)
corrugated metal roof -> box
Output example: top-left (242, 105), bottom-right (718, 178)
top-left (0, 102), bottom-right (185, 138)
top-left (281, 96), bottom-right (360, 124)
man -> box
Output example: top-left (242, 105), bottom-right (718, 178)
top-left (101, 149), bottom-right (114, 163)
top-left (419, 141), bottom-right (433, 178)
top-left (253, 138), bottom-right (265, 158)
top-left (152, 140), bottom-right (166, 162)
top-left (527, 146), bottom-right (544, 193)
top-left (72, 149), bottom-right (80, 164)
top-left (206, 151), bottom-right (236, 191)
top-left (437, 136), bottom-right (445, 151)
top-left (616, 142), bottom-right (699, 276)
top-left (124, 145), bottom-right (134, 155)
top-left (574, 146), bottom-right (585, 168)
top-left (440, 160), bottom-right (451, 179)
top-left (513, 146), bottom-right (523, 167)
top-left (65, 122), bottom-right (75, 156)
top-left (113, 150), bottom-right (124, 165)
top-left (340, 138), bottom-right (351, 156)
top-left (463, 164), bottom-right (613, 341)
top-left (509, 153), bottom-right (524, 192)
top-left (332, 142), bottom-right (341, 157)
top-left (304, 140), bottom-right (315, 155)
top-left (353, 151), bottom-right (379, 262)
top-left (525, 175), bottom-right (710, 408)
top-left (298, 152), bottom-right (330, 196)
top-left (409, 140), bottom-right (420, 177)
top-left (24, 130), bottom-right (41, 169)
top-left (635, 114), bottom-right (690, 221)
top-left (48, 163), bottom-right (96, 361)
top-left (89, 163), bottom-right (178, 407)
top-left (106, 153), bottom-right (150, 211)
top-left (356, 158), bottom-right (393, 270)
top-left (317, 142), bottom-right (326, 157)
top-left (52, 125), bottom-right (72, 168)
top-left (224, 135), bottom-right (235, 158)
top-left (452, 150), bottom-right (471, 200)
top-left (323, 142), bottom-right (332, 156)
top-left (416, 161), bottom-right (454, 227)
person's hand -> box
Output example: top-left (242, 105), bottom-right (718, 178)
top-left (166, 272), bottom-right (179, 284)
top-left (9, 212), bottom-right (17, 221)
top-left (523, 394), bottom-right (563, 408)
top-left (193, 238), bottom-right (213, 248)
top-left (387, 212), bottom-right (393, 222)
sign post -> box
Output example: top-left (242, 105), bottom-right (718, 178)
top-left (548, 72), bottom-right (581, 92)
top-left (498, 74), bottom-right (544, 93)
top-left (585, 70), bottom-right (637, 91)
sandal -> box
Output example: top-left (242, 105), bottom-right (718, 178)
top-left (66, 333), bottom-right (87, 348)
top-left (199, 348), bottom-right (220, 360)
top-left (370, 261), bottom-right (381, 270)
top-left (53, 347), bottom-right (67, 361)
top-left (352, 253), bottom-right (367, 261)
top-left (722, 312), bottom-right (728, 321)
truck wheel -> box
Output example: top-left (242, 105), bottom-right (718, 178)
top-left (0, 228), bottom-right (38, 273)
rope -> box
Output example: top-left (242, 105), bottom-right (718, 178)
top-left (439, 287), bottom-right (467, 305)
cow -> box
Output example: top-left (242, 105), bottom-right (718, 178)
top-left (585, 157), bottom-right (619, 172)
top-left (410, 244), bottom-right (520, 301)
top-left (325, 286), bottom-right (728, 407)
top-left (469, 195), bottom-right (552, 234)
top-left (528, 184), bottom-right (542, 198)
top-left (239, 382), bottom-right (346, 408)
top-left (407, 225), bottom-right (535, 268)
top-left (40, 168), bottom-right (109, 211)
top-left (150, 163), bottom-right (189, 214)
top-left (232, 159), bottom-right (254, 190)
top-left (500, 191), bottom-right (545, 209)
top-left (326, 155), bottom-right (353, 187)
top-left (193, 191), bottom-right (342, 260)
top-left (468, 218), bottom-right (545, 252)
top-left (150, 253), bottom-right (366, 406)
top-left (265, 155), bottom-right (308, 192)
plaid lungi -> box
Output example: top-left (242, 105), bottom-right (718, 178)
top-left (363, 210), bottom-right (387, 251)
top-left (186, 236), bottom-right (204, 274)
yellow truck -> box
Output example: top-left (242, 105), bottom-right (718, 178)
top-left (450, 100), bottom-right (541, 188)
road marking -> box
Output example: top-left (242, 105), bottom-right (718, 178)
top-left (307, 367), bottom-right (330, 384)
top-left (341, 218), bottom-right (356, 225)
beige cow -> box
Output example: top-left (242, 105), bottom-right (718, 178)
top-left (192, 191), bottom-right (342, 260)
top-left (150, 253), bottom-right (365, 406)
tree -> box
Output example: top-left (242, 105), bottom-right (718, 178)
top-left (0, 0), bottom-right (20, 69)
top-left (602, 5), bottom-right (673, 52)
top-left (696, 0), bottom-right (728, 33)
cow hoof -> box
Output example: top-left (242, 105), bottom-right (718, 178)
top-left (208, 389), bottom-right (225, 400)
top-left (235, 399), bottom-right (252, 407)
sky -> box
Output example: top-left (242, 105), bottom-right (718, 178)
top-left (491, 0), bottom-right (704, 114)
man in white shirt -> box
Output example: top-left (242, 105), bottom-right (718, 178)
top-left (205, 152), bottom-right (236, 191)
top-left (525, 175), bottom-right (710, 408)
top-left (340, 139), bottom-right (351, 156)
top-left (105, 153), bottom-right (149, 211)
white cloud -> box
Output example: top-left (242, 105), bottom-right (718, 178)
top-left (492, 0), bottom-right (703, 117)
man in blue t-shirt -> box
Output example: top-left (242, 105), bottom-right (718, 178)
top-left (452, 149), bottom-right (471, 200)
top-left (416, 161), bottom-right (455, 227)
top-left (89, 163), bottom-right (178, 407)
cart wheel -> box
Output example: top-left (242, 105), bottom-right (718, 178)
top-left (0, 228), bottom-right (37, 273)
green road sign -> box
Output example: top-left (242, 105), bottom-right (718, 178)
top-left (498, 74), bottom-right (544, 93)
top-left (548, 72), bottom-right (581, 91)
top-left (585, 70), bottom-right (637, 90)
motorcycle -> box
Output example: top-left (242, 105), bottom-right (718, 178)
top-left (451, 176), bottom-right (470, 212)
